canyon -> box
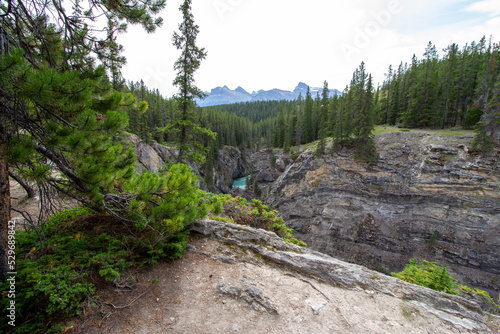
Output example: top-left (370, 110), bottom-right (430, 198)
top-left (128, 129), bottom-right (500, 303)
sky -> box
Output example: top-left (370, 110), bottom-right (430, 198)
top-left (119, 0), bottom-right (500, 98)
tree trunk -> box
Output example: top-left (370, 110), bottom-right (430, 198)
top-left (0, 109), bottom-right (11, 280)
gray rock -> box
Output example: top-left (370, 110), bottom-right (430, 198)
top-left (266, 133), bottom-right (500, 300)
top-left (217, 279), bottom-right (280, 314)
top-left (125, 135), bottom-right (164, 173)
top-left (193, 220), bottom-right (489, 332)
top-left (429, 145), bottom-right (458, 155)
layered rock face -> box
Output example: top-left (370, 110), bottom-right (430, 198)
top-left (211, 146), bottom-right (247, 193)
top-left (267, 132), bottom-right (500, 297)
top-left (247, 150), bottom-right (293, 193)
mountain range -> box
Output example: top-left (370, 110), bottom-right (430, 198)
top-left (197, 82), bottom-right (342, 107)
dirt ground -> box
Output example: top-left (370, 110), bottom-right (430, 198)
top-left (9, 178), bottom-right (78, 228)
top-left (62, 235), bottom-right (498, 334)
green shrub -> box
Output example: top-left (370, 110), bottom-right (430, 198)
top-left (1, 164), bottom-right (217, 333)
top-left (210, 195), bottom-right (306, 247)
top-left (462, 107), bottom-right (483, 129)
top-left (471, 121), bottom-right (494, 154)
top-left (392, 258), bottom-right (499, 312)
top-left (457, 285), bottom-right (499, 312)
top-left (391, 259), bottom-right (458, 294)
top-left (0, 207), bottom-right (99, 333)
top-left (290, 148), bottom-right (299, 161)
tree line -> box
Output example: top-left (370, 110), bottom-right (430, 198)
top-left (199, 37), bottom-right (500, 158)
top-left (374, 38), bottom-right (499, 129)
top-left (125, 36), bottom-right (500, 165)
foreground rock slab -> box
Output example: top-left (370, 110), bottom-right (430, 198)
top-left (190, 220), bottom-right (491, 333)
top-left (73, 220), bottom-right (495, 333)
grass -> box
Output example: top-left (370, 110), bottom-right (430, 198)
top-left (373, 125), bottom-right (474, 136)
top-left (373, 126), bottom-right (408, 135)
top-left (401, 304), bottom-right (416, 321)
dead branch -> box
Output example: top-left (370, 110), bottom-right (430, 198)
top-left (99, 289), bottom-right (149, 310)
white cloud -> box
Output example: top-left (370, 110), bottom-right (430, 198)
top-left (464, 0), bottom-right (500, 16)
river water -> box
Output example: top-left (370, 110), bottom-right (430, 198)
top-left (232, 176), bottom-right (249, 190)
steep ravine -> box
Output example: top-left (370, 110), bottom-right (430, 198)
top-left (266, 132), bottom-right (500, 300)
top-left (73, 220), bottom-right (496, 333)
top-left (125, 132), bottom-right (500, 302)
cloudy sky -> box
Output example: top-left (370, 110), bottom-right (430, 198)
top-left (119, 0), bottom-right (500, 97)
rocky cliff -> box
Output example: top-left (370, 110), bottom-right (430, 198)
top-left (125, 135), bottom-right (247, 193)
top-left (241, 149), bottom-right (293, 196)
top-left (267, 132), bottom-right (500, 299)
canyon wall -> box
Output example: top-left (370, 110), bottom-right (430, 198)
top-left (267, 132), bottom-right (500, 297)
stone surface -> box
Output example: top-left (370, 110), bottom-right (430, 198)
top-left (190, 219), bottom-right (491, 332)
top-left (218, 280), bottom-right (280, 314)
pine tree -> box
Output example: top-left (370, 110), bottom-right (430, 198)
top-left (273, 103), bottom-right (286, 148)
top-left (283, 108), bottom-right (292, 152)
top-left (383, 65), bottom-right (393, 124)
top-left (314, 128), bottom-right (326, 157)
top-left (0, 0), bottom-right (167, 278)
top-left (303, 87), bottom-right (314, 144)
top-left (317, 80), bottom-right (330, 141)
top-left (294, 94), bottom-right (304, 146)
top-left (170, 0), bottom-right (215, 163)
top-left (473, 73), bottom-right (500, 152)
top-left (354, 73), bottom-right (377, 162)
top-left (440, 43), bottom-right (460, 128)
top-left (389, 65), bottom-right (401, 125)
top-left (334, 86), bottom-right (349, 146)
top-left (312, 92), bottom-right (321, 141)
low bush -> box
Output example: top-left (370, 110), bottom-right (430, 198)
top-left (393, 258), bottom-right (499, 313)
top-left (209, 194), bottom-right (306, 247)
top-left (391, 259), bottom-right (457, 294)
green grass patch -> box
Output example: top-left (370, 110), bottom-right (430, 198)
top-left (373, 125), bottom-right (474, 136)
top-left (430, 129), bottom-right (474, 136)
top-left (372, 126), bottom-right (409, 135)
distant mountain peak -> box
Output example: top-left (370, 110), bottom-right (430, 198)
top-left (197, 83), bottom-right (341, 107)
top-left (235, 86), bottom-right (250, 95)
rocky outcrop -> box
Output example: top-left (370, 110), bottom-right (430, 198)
top-left (267, 132), bottom-right (500, 298)
top-left (126, 134), bottom-right (164, 173)
top-left (191, 219), bottom-right (491, 332)
top-left (246, 150), bottom-right (293, 198)
top-left (210, 146), bottom-right (247, 193)
top-left (125, 135), bottom-right (247, 193)
top-left (250, 150), bottom-right (292, 183)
